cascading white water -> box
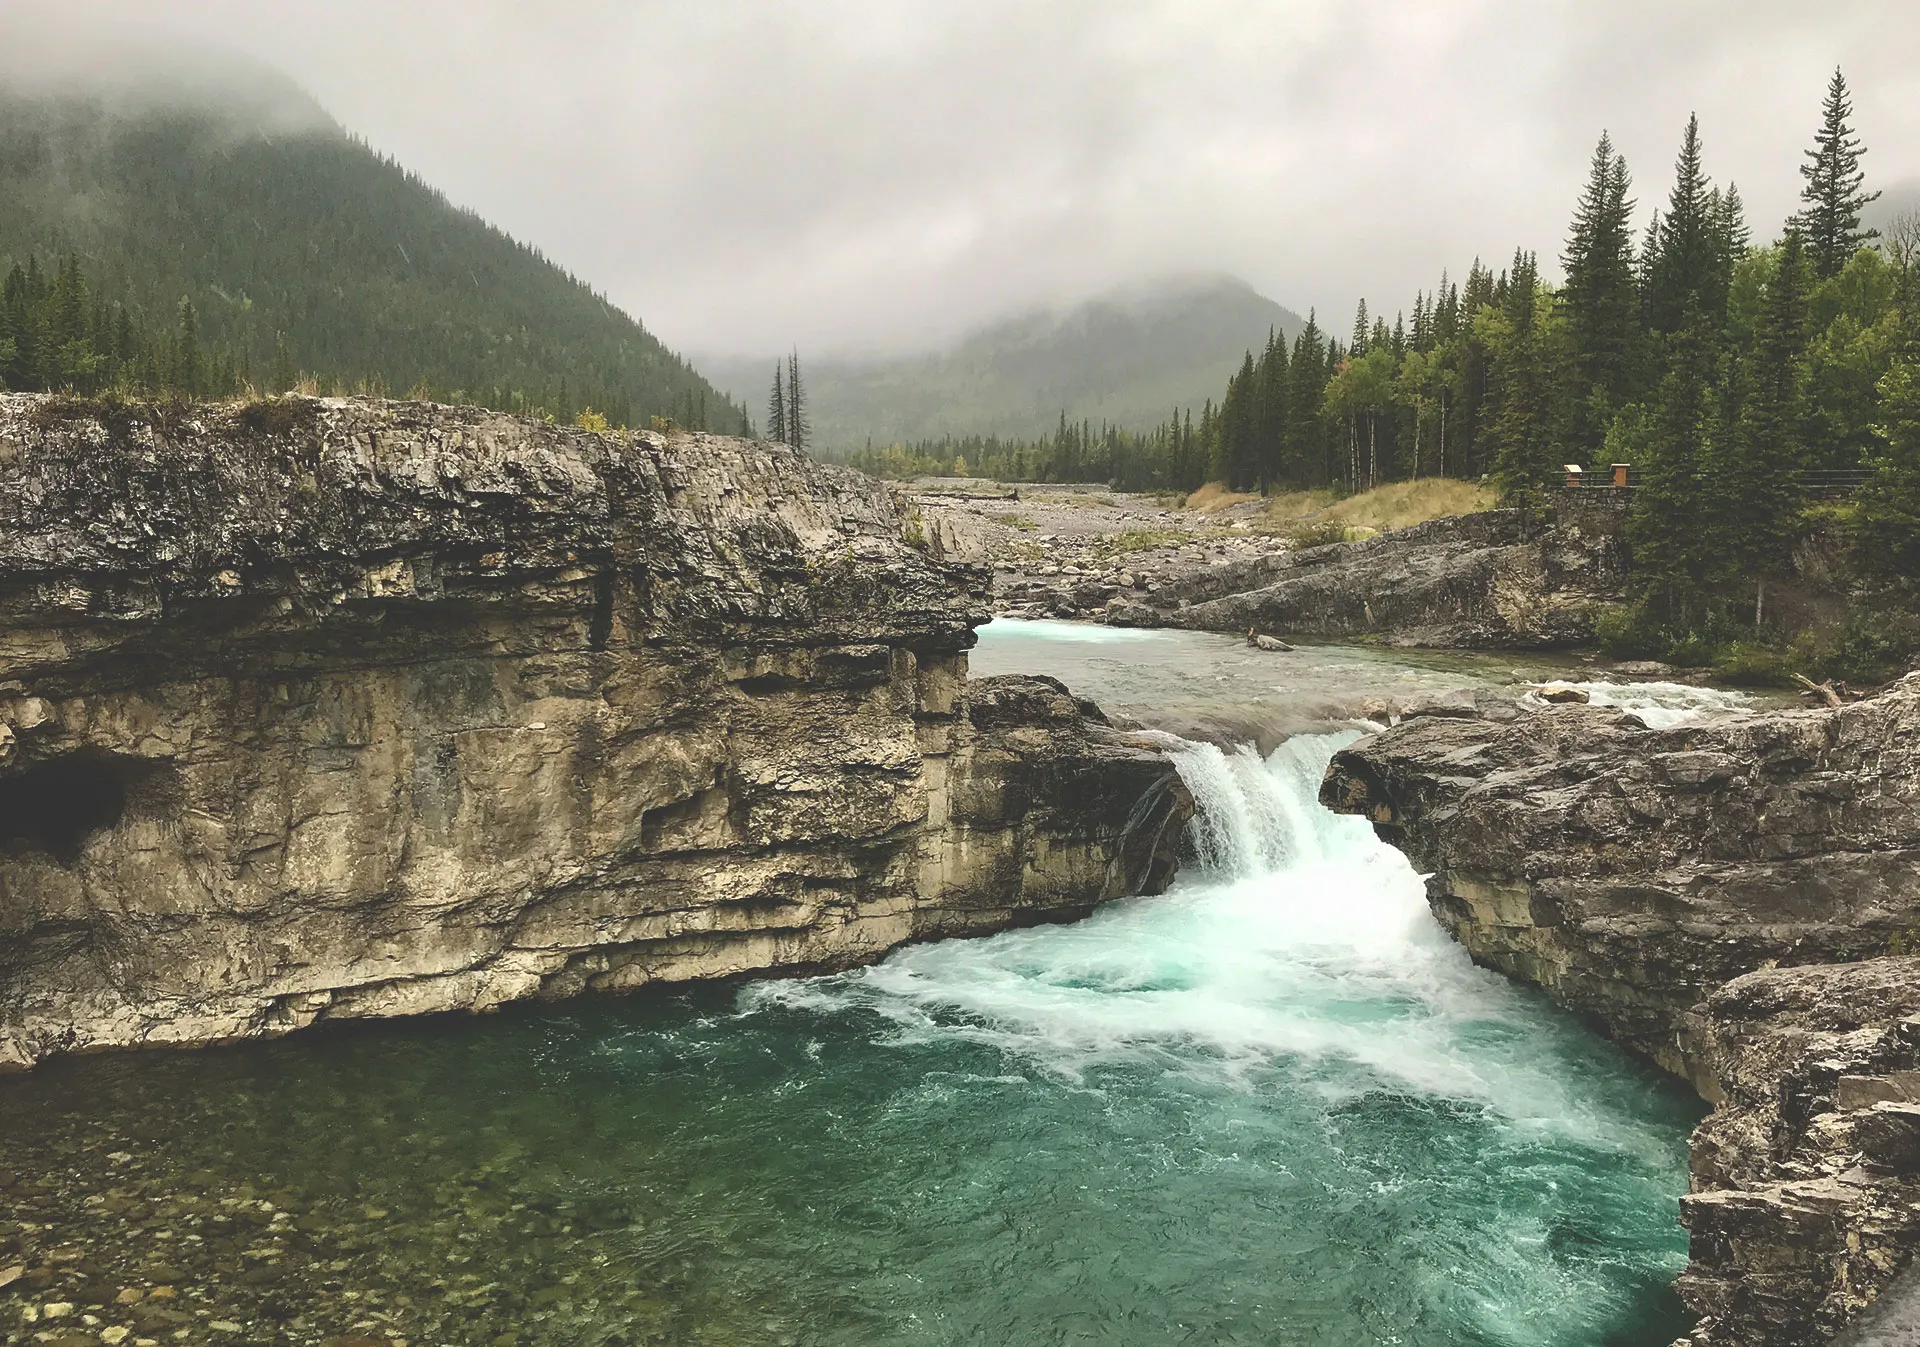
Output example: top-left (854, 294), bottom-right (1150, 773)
top-left (1164, 731), bottom-right (1354, 875)
top-left (1523, 679), bottom-right (1754, 728)
top-left (742, 725), bottom-right (1697, 1343)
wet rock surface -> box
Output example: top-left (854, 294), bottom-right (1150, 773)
top-left (1320, 677), bottom-right (1920, 1346)
top-left (0, 396), bottom-right (1188, 1071)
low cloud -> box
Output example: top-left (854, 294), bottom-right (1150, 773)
top-left (11, 1), bottom-right (1919, 357)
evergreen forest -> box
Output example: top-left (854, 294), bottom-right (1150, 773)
top-left (834, 70), bottom-right (1920, 665)
top-left (0, 88), bottom-right (747, 431)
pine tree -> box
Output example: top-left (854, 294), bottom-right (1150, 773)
top-left (1630, 311), bottom-right (1725, 621)
top-left (1798, 67), bottom-right (1881, 280)
top-left (786, 352), bottom-right (809, 453)
top-left (1562, 132), bottom-right (1639, 455)
top-left (1715, 226), bottom-right (1814, 613)
top-left (767, 366), bottom-right (787, 446)
top-left (1647, 115), bottom-right (1721, 333)
top-left (174, 298), bottom-right (201, 397)
top-left (271, 332), bottom-right (297, 393)
top-left (1852, 353), bottom-right (1920, 584)
top-left (1254, 330), bottom-right (1290, 488)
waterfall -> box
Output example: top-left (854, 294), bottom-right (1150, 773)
top-left (1163, 731), bottom-right (1357, 876)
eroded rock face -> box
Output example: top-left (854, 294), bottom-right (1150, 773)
top-left (1675, 959), bottom-right (1920, 1347)
top-left (0, 395), bottom-right (1190, 1071)
top-left (1111, 509), bottom-right (1626, 647)
top-left (1320, 682), bottom-right (1920, 1079)
top-left (1319, 680), bottom-right (1920, 1345)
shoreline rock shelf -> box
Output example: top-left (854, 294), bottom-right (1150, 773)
top-left (1321, 679), bottom-right (1920, 1347)
top-left (0, 395), bottom-right (1191, 1072)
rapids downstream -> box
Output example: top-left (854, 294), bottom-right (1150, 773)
top-left (0, 622), bottom-right (1717, 1346)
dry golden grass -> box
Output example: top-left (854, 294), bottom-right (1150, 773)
top-left (1258, 489), bottom-right (1339, 521)
top-left (1183, 482), bottom-right (1261, 513)
top-left (1263, 478), bottom-right (1496, 535)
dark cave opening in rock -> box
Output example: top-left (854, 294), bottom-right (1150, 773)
top-left (0, 754), bottom-right (134, 865)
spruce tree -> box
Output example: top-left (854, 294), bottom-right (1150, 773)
top-left (1722, 225), bottom-right (1813, 591)
top-left (1647, 115), bottom-right (1720, 333)
top-left (1255, 330), bottom-right (1290, 488)
top-left (786, 352), bottom-right (809, 452)
top-left (1852, 354), bottom-right (1920, 585)
top-left (1629, 310), bottom-right (1724, 622)
top-left (174, 298), bottom-right (201, 397)
top-left (1562, 132), bottom-right (1639, 455)
top-left (1798, 67), bottom-right (1881, 280)
top-left (271, 332), bottom-right (297, 393)
top-left (767, 366), bottom-right (787, 446)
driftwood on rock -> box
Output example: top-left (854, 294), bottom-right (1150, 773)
top-left (1792, 673), bottom-right (1846, 708)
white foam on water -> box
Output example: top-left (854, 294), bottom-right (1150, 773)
top-left (974, 616), bottom-right (1168, 644)
top-left (1525, 679), bottom-right (1752, 729)
top-left (749, 730), bottom-right (1678, 1163)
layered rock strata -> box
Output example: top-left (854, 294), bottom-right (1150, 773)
top-left (1678, 959), bottom-right (1920, 1347)
top-left (0, 395), bottom-right (1190, 1071)
top-left (1320, 680), bottom-right (1920, 1077)
top-left (1109, 508), bottom-right (1626, 646)
top-left (1320, 679), bottom-right (1920, 1345)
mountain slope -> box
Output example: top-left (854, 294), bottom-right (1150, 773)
top-left (0, 73), bottom-right (744, 429)
top-left (707, 276), bottom-right (1304, 449)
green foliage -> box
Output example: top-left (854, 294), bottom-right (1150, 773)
top-left (900, 506), bottom-right (929, 551)
top-left (1284, 519), bottom-right (1352, 550)
top-left (1094, 527), bottom-right (1199, 558)
top-left (0, 91), bottom-right (746, 429)
top-left (1597, 599), bottom-right (1918, 686)
top-left (1852, 357), bottom-right (1920, 583)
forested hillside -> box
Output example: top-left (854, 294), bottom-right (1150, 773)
top-left (0, 81), bottom-right (746, 430)
top-left (708, 276), bottom-right (1301, 451)
top-left (852, 71), bottom-right (1920, 670)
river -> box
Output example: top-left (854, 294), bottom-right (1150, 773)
top-left (0, 621), bottom-right (1715, 1346)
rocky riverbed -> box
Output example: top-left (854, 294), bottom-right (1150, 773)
top-left (912, 479), bottom-right (1631, 648)
top-left (906, 479), bottom-right (1291, 620)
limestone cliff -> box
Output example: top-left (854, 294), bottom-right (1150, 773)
top-left (1320, 680), bottom-right (1920, 1346)
top-left (1677, 959), bottom-right (1920, 1347)
top-left (0, 394), bottom-right (1191, 1071)
top-left (1320, 680), bottom-right (1920, 1078)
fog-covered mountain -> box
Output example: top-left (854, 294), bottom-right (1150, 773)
top-left (706, 275), bottom-right (1305, 449)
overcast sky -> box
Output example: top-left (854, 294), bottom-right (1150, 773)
top-left (11, 1), bottom-right (1920, 360)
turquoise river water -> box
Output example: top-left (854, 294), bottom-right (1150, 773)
top-left (0, 621), bottom-right (1708, 1346)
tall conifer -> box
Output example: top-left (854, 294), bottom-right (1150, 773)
top-left (1647, 115), bottom-right (1721, 333)
top-left (1563, 132), bottom-right (1639, 454)
top-left (786, 352), bottom-right (809, 452)
top-left (1798, 67), bottom-right (1880, 279)
top-left (1719, 226), bottom-right (1813, 601)
top-left (766, 366), bottom-right (787, 445)
top-left (1630, 311), bottom-right (1724, 620)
